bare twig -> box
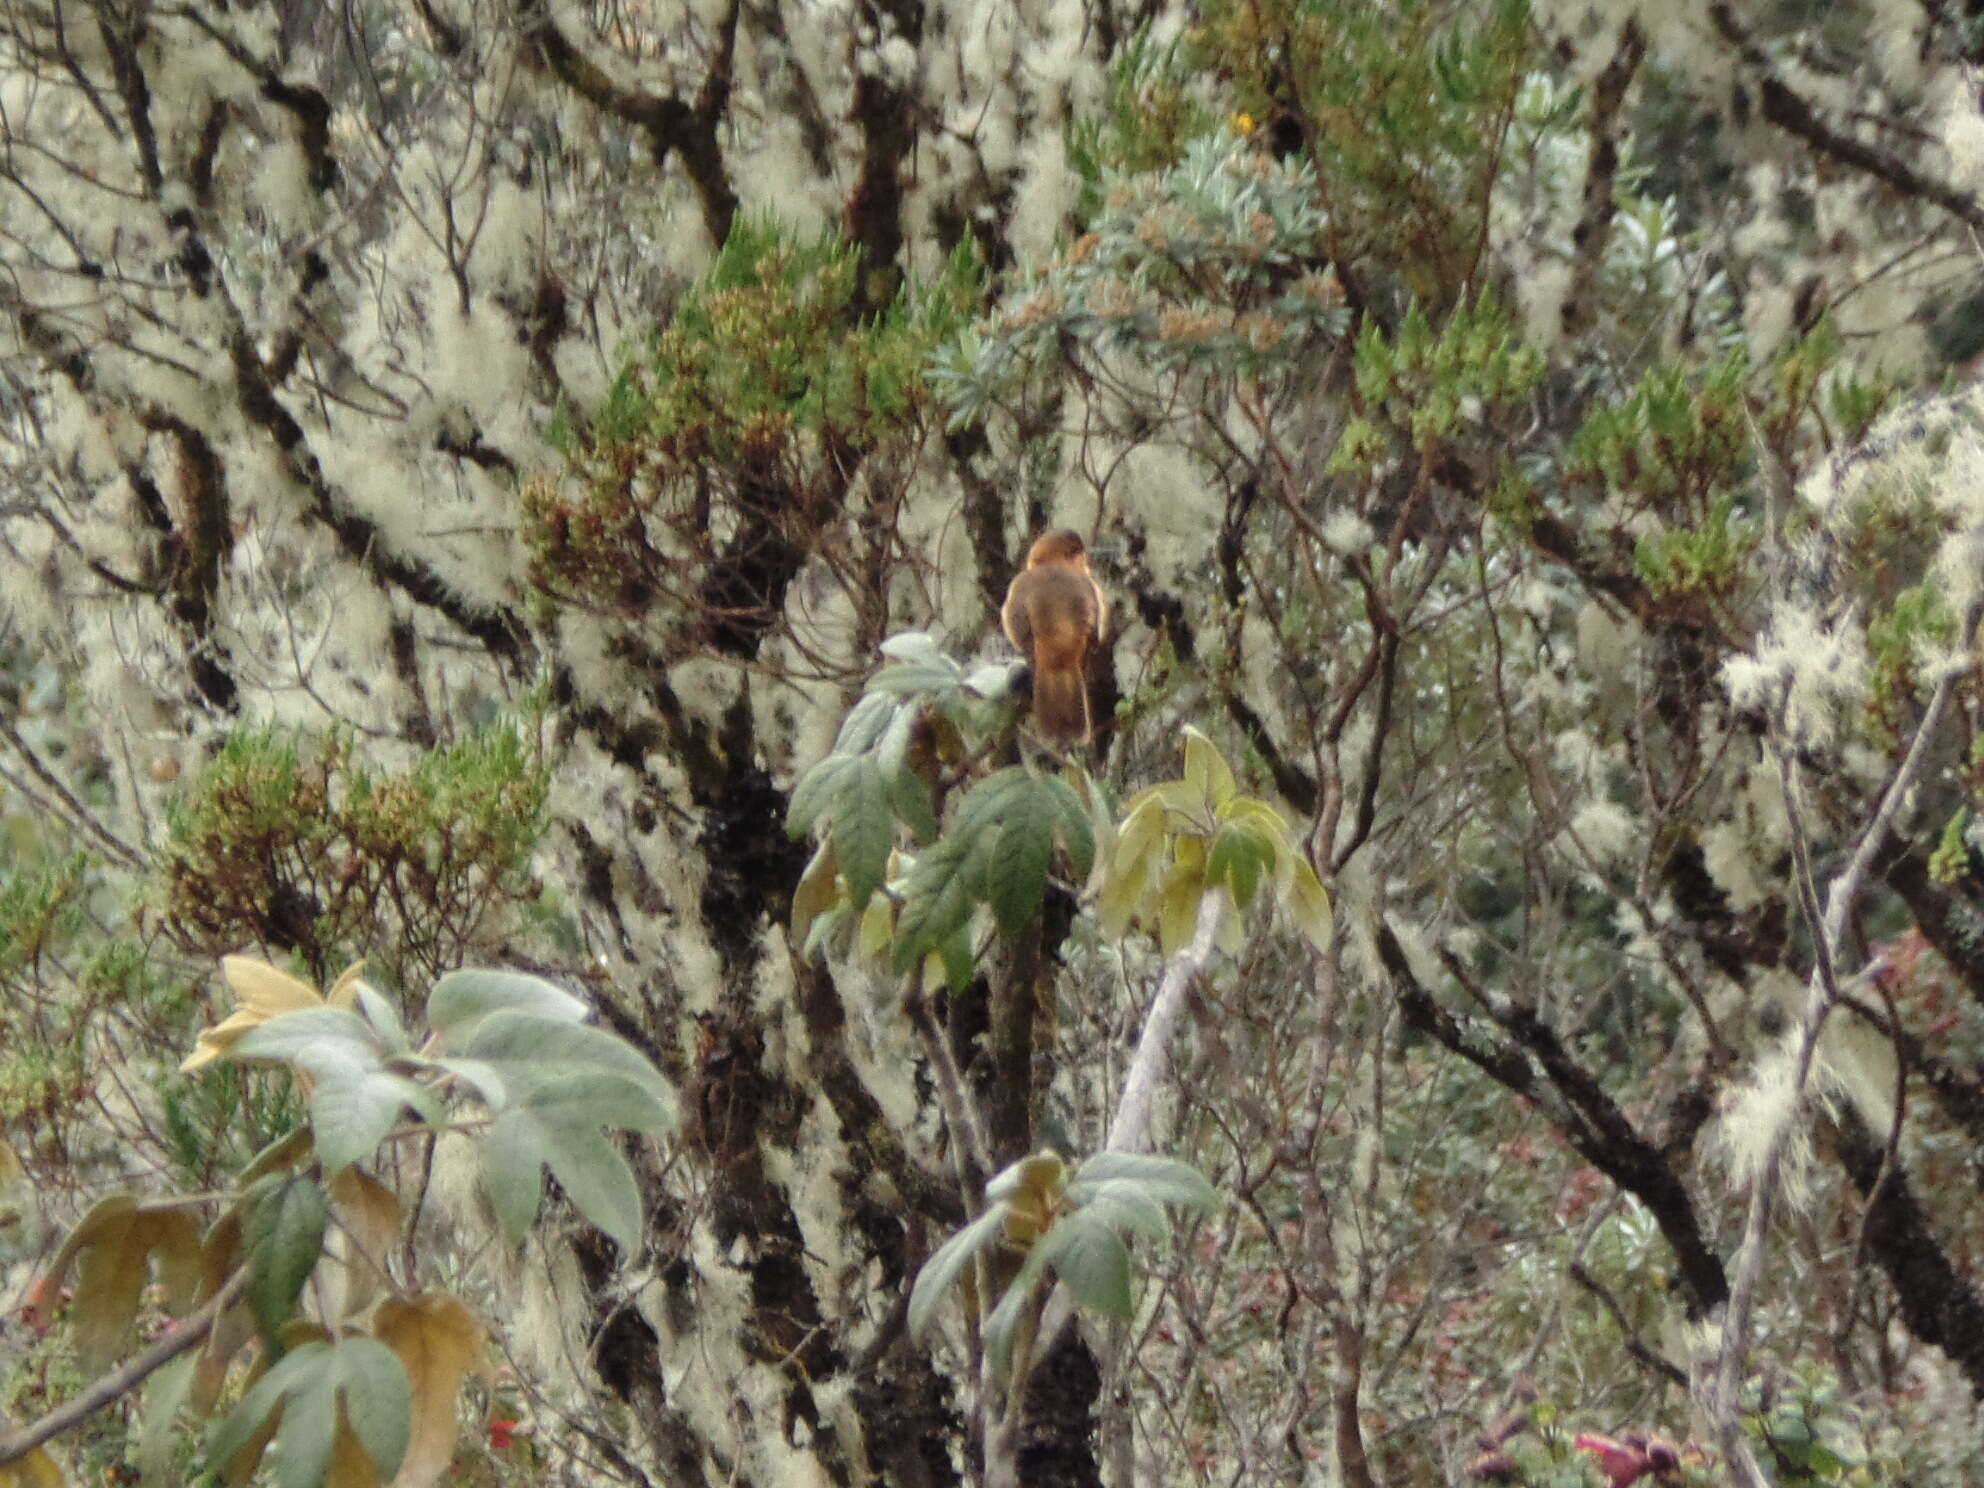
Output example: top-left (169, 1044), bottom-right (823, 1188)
top-left (1700, 611), bottom-right (1976, 1484)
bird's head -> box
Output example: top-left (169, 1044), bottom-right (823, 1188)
top-left (1025, 529), bottom-right (1090, 569)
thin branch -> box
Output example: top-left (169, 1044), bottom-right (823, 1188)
top-left (1702, 624), bottom-right (1975, 1482)
top-left (0, 1267), bottom-right (248, 1465)
top-left (1709, 2), bottom-right (1984, 231)
top-left (1105, 891), bottom-right (1225, 1155)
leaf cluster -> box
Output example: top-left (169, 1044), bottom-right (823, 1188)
top-left (1190, 0), bottom-right (1531, 300)
top-left (31, 957), bottom-right (671, 1488)
top-left (525, 219), bottom-right (982, 611)
top-left (1336, 290), bottom-right (1544, 469)
top-left (155, 721), bottom-right (548, 984)
top-left (930, 132), bottom-right (1350, 427)
top-left (788, 634), bottom-right (1095, 988)
top-left (1099, 729), bottom-right (1331, 956)
top-left (907, 1149), bottom-right (1214, 1383)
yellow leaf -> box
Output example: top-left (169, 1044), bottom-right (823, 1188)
top-left (133, 1209), bottom-right (204, 1316)
top-left (71, 1209), bottom-right (147, 1374)
top-left (857, 892), bottom-right (895, 960)
top-left (0, 1138), bottom-right (26, 1237)
top-left (790, 838), bottom-right (842, 949)
top-left (376, 1293), bottom-right (486, 1488)
top-left (1159, 864), bottom-right (1204, 958)
top-left (1285, 859), bottom-right (1334, 952)
top-left (1111, 794), bottom-right (1170, 884)
top-left (1096, 840), bottom-right (1153, 941)
top-left (182, 958), bottom-right (326, 1072)
top-left (329, 1170), bottom-right (402, 1319)
top-left (223, 956), bottom-right (326, 1016)
top-left (190, 1298), bottom-right (256, 1421)
top-left (327, 1414), bottom-right (384, 1488)
top-left (1181, 727), bottom-right (1237, 809)
top-left (0, 1446), bottom-right (66, 1486)
top-left (327, 961), bottom-right (369, 1011)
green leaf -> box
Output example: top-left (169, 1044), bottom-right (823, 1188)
top-left (935, 924), bottom-right (976, 992)
top-left (878, 631), bottom-right (946, 666)
top-left (953, 767), bottom-right (1034, 838)
top-left (889, 763), bottom-right (941, 846)
top-left (1068, 1178), bottom-right (1169, 1241)
top-left (1207, 822), bottom-right (1271, 910)
top-left (981, 1239), bottom-right (1055, 1384)
top-left (832, 691), bottom-right (899, 755)
top-left (352, 983), bottom-right (412, 1055)
top-left (483, 1107), bottom-right (644, 1251)
top-left (1036, 1209), bottom-right (1133, 1319)
top-left (138, 1353), bottom-right (195, 1488)
top-left (786, 753), bottom-right (853, 839)
top-left (460, 1010), bottom-right (672, 1115)
top-left (987, 779), bottom-right (1054, 937)
top-left (202, 1340), bottom-right (326, 1475)
top-left (428, 968), bottom-right (587, 1039)
top-left (241, 1175), bottom-right (329, 1348)
top-left (835, 757), bottom-right (894, 910)
top-left (907, 1204), bottom-right (1009, 1340)
top-left (1071, 1152), bottom-right (1217, 1209)
top-left (333, 1336), bottom-right (412, 1477)
top-left (232, 1006), bottom-right (380, 1064)
top-left (304, 1051), bottom-right (434, 1173)
top-left (869, 662), bottom-right (964, 697)
top-left (1045, 773), bottom-right (1097, 879)
top-left (274, 1351), bottom-right (338, 1488)
top-left (892, 832), bottom-right (995, 972)
top-left (480, 1108), bottom-right (550, 1243)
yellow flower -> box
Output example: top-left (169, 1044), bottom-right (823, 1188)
top-left (1232, 111), bottom-right (1257, 135)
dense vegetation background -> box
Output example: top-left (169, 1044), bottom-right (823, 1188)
top-left (6, 0), bottom-right (1984, 1482)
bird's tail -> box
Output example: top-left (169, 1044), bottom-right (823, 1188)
top-left (1032, 664), bottom-right (1091, 745)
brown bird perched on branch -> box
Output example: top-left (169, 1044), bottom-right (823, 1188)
top-left (1000, 529), bottom-right (1108, 746)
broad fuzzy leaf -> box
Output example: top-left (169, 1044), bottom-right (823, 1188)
top-left (481, 1106), bottom-right (644, 1251)
top-left (906, 1203), bottom-right (1008, 1340)
top-left (426, 969), bottom-right (586, 1039)
top-left (459, 1011), bottom-right (672, 1115)
top-left (333, 1336), bottom-right (412, 1480)
top-left (1035, 1209), bottom-right (1133, 1318)
top-left (1071, 1152), bottom-right (1217, 1209)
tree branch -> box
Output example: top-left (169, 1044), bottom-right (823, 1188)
top-left (0, 1268), bottom-right (247, 1466)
